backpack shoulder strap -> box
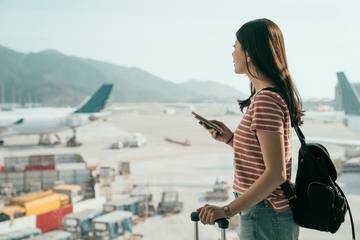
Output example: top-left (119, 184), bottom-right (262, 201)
top-left (334, 182), bottom-right (356, 240)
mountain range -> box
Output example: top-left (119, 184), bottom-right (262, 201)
top-left (0, 45), bottom-right (246, 106)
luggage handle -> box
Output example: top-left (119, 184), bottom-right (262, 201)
top-left (190, 211), bottom-right (229, 229)
top-left (190, 211), bottom-right (229, 240)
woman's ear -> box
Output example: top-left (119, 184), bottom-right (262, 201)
top-left (244, 51), bottom-right (251, 63)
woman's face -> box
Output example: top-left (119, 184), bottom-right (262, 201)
top-left (232, 40), bottom-right (247, 74)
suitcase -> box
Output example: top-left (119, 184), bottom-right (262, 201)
top-left (190, 211), bottom-right (229, 240)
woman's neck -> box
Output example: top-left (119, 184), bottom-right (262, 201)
top-left (249, 75), bottom-right (275, 93)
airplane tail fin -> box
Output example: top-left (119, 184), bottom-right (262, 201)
top-left (74, 84), bottom-right (113, 113)
top-left (337, 72), bottom-right (360, 116)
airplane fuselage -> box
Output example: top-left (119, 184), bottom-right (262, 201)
top-left (0, 84), bottom-right (113, 143)
top-left (0, 111), bottom-right (91, 137)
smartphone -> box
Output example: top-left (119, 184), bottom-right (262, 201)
top-left (191, 111), bottom-right (224, 135)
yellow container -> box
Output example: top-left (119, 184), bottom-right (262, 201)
top-left (22, 193), bottom-right (61, 216)
top-left (12, 190), bottom-right (53, 205)
top-left (58, 193), bottom-right (70, 206)
top-left (2, 205), bottom-right (26, 218)
top-left (53, 184), bottom-right (81, 192)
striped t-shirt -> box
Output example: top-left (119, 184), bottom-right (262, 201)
top-left (232, 89), bottom-right (292, 212)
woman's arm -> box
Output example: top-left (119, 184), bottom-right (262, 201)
top-left (226, 129), bottom-right (287, 216)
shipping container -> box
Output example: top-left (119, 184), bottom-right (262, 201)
top-left (4, 156), bottom-right (29, 172)
top-left (56, 162), bottom-right (86, 171)
top-left (25, 165), bottom-right (55, 171)
top-left (1, 153), bottom-right (93, 199)
top-left (32, 230), bottom-right (72, 240)
top-left (0, 215), bottom-right (36, 234)
top-left (1, 205), bottom-right (25, 219)
top-left (11, 190), bottom-right (53, 205)
top-left (29, 155), bottom-right (55, 166)
top-left (92, 211), bottom-right (133, 239)
top-left (64, 208), bottom-right (102, 239)
top-left (25, 182), bottom-right (41, 192)
top-left (73, 197), bottom-right (106, 213)
top-left (20, 193), bottom-right (63, 216)
top-left (7, 172), bottom-right (24, 182)
top-left (53, 184), bottom-right (83, 204)
top-left (0, 227), bottom-right (41, 239)
top-left (36, 204), bottom-right (73, 233)
top-left (0, 173), bottom-right (5, 182)
top-left (55, 154), bottom-right (84, 164)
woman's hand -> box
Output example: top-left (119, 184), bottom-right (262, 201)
top-left (200, 120), bottom-right (233, 143)
top-left (197, 204), bottom-right (227, 225)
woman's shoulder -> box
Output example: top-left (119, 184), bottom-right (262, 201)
top-left (251, 90), bottom-right (289, 113)
top-left (249, 89), bottom-right (289, 114)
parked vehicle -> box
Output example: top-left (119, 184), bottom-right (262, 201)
top-left (103, 197), bottom-right (141, 215)
top-left (126, 133), bottom-right (146, 148)
top-left (110, 133), bottom-right (146, 149)
top-left (130, 193), bottom-right (156, 217)
top-left (117, 161), bottom-right (130, 176)
top-left (157, 191), bottom-right (183, 215)
top-left (92, 211), bottom-right (133, 239)
top-left (203, 179), bottom-right (229, 201)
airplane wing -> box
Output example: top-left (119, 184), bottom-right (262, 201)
top-left (304, 111), bottom-right (345, 123)
top-left (0, 118), bottom-right (24, 133)
top-left (306, 136), bottom-right (360, 147)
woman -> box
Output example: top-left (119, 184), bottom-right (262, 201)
top-left (197, 18), bottom-right (304, 240)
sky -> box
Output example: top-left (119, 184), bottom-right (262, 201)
top-left (0, 0), bottom-right (359, 99)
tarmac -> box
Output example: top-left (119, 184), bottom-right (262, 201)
top-left (0, 102), bottom-right (359, 239)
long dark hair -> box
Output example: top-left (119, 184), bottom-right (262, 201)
top-left (236, 18), bottom-right (304, 126)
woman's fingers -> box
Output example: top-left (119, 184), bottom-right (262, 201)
top-left (199, 206), bottom-right (206, 224)
top-left (210, 120), bottom-right (224, 127)
top-left (210, 119), bottom-right (221, 124)
top-left (209, 129), bottom-right (217, 138)
top-left (199, 121), bottom-right (212, 130)
top-left (206, 211), bottom-right (214, 224)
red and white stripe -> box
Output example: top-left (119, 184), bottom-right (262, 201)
top-left (232, 90), bottom-right (292, 212)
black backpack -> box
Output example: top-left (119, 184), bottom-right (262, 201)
top-left (260, 87), bottom-right (356, 240)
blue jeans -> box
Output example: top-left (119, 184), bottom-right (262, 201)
top-left (234, 192), bottom-right (299, 240)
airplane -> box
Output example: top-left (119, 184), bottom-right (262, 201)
top-left (305, 72), bottom-right (360, 162)
top-left (336, 71), bottom-right (360, 133)
top-left (0, 84), bottom-right (113, 146)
